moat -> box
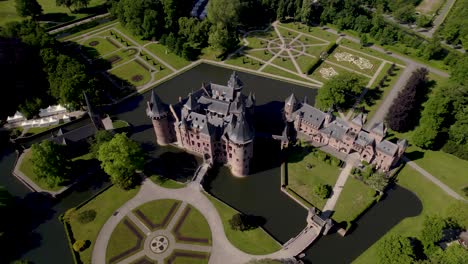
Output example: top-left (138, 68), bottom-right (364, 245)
top-left (0, 63), bottom-right (422, 263)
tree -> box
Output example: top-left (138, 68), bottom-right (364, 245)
top-left (31, 140), bottom-right (71, 187)
top-left (377, 235), bottom-right (416, 264)
top-left (98, 133), bottom-right (145, 189)
top-left (385, 68), bottom-right (429, 132)
top-left (208, 23), bottom-right (238, 54)
top-left (431, 244), bottom-right (468, 264)
top-left (229, 213), bottom-right (249, 231)
top-left (421, 215), bottom-right (446, 255)
top-left (364, 172), bottom-right (389, 192)
top-left (15, 0), bottom-right (42, 18)
top-left (313, 184), bottom-right (331, 199)
top-left (56, 0), bottom-right (73, 12)
top-left (393, 5), bottom-right (416, 23)
top-left (88, 130), bottom-right (113, 158)
top-left (315, 73), bottom-right (364, 110)
top-left (445, 201), bottom-right (468, 230)
top-left (207, 0), bottom-right (241, 29)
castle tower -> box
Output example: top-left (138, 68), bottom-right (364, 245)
top-left (245, 92), bottom-right (256, 117)
top-left (227, 113), bottom-right (254, 177)
top-left (146, 90), bottom-right (172, 145)
top-left (350, 113), bottom-right (365, 133)
top-left (284, 93), bottom-right (297, 122)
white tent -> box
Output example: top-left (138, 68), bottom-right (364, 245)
top-left (39, 104), bottom-right (68, 117)
top-left (7, 111), bottom-right (26, 123)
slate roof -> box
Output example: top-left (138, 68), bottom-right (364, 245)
top-left (245, 92), bottom-right (255, 108)
top-left (210, 83), bottom-right (235, 101)
top-left (371, 122), bottom-right (386, 136)
top-left (147, 89), bottom-right (168, 119)
top-left (355, 131), bottom-right (374, 146)
top-left (184, 93), bottom-right (197, 110)
top-left (227, 113), bottom-right (254, 144)
top-left (321, 118), bottom-right (349, 140)
top-left (376, 140), bottom-right (398, 156)
top-left (297, 103), bottom-right (326, 128)
top-left (351, 113), bottom-right (364, 127)
top-left (50, 123), bottom-right (97, 144)
top-left (198, 96), bottom-right (230, 116)
top-left (186, 112), bottom-right (210, 135)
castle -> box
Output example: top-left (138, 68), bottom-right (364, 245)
top-left (284, 93), bottom-right (407, 172)
top-left (147, 72), bottom-right (255, 177)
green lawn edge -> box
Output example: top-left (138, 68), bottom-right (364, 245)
top-left (205, 193), bottom-right (282, 255)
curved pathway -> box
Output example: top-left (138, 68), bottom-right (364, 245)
top-left (93, 179), bottom-right (306, 264)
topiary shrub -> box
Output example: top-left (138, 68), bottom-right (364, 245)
top-left (77, 209), bottom-right (97, 224)
top-left (314, 184), bottom-right (332, 199)
top-left (229, 213), bottom-right (248, 231)
top-left (73, 240), bottom-right (88, 252)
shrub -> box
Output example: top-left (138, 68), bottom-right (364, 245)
top-left (314, 184), bottom-right (332, 199)
top-left (77, 209), bottom-right (97, 224)
top-left (73, 240), bottom-right (88, 252)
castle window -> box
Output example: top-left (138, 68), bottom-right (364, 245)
top-left (197, 143), bottom-right (201, 147)
top-left (236, 158), bottom-right (239, 162)
top-left (229, 154), bottom-right (232, 158)
top-left (191, 140), bottom-right (194, 145)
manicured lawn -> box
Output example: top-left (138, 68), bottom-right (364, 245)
top-left (0, 0), bottom-right (107, 26)
top-left (145, 43), bottom-right (191, 70)
top-left (287, 150), bottom-right (341, 210)
top-left (59, 20), bottom-right (118, 41)
top-left (109, 60), bottom-right (152, 86)
top-left (271, 55), bottom-right (298, 73)
top-left (262, 65), bottom-right (305, 82)
top-left (149, 175), bottom-right (186, 189)
top-left (279, 23), bottom-right (338, 43)
top-left (225, 54), bottom-right (263, 70)
top-left (206, 195), bottom-right (282, 255)
top-left (111, 120), bottom-right (129, 129)
top-left (166, 250), bottom-right (209, 264)
top-left (332, 177), bottom-right (377, 223)
top-left (244, 30), bottom-right (277, 49)
top-left (296, 35), bottom-right (328, 46)
top-left (305, 45), bottom-right (327, 57)
top-left (133, 199), bottom-right (180, 230)
top-left (26, 123), bottom-right (61, 135)
top-left (81, 36), bottom-right (121, 58)
top-left (244, 49), bottom-right (275, 62)
top-left (353, 165), bottom-right (457, 263)
top-left (69, 186), bottom-right (140, 264)
top-left (295, 55), bottom-right (319, 74)
top-left (276, 26), bottom-right (300, 39)
top-left (103, 48), bottom-right (138, 66)
top-left (113, 23), bottom-right (150, 46)
top-left (175, 205), bottom-right (212, 245)
top-left (19, 151), bottom-right (62, 191)
top-left (328, 47), bottom-right (383, 76)
top-left (106, 217), bottom-right (144, 263)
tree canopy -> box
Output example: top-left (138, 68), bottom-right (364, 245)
top-left (377, 235), bottom-right (416, 264)
top-left (315, 73), bottom-right (364, 110)
top-left (15, 0), bottom-right (42, 18)
top-left (31, 140), bottom-right (71, 187)
top-left (98, 133), bottom-right (145, 189)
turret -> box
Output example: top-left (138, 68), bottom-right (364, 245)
top-left (370, 122), bottom-right (386, 143)
top-left (350, 113), bottom-right (365, 133)
top-left (147, 89), bottom-right (172, 145)
top-left (227, 113), bottom-right (254, 177)
top-left (227, 71), bottom-right (243, 91)
top-left (284, 93), bottom-right (297, 122)
top-left (397, 138), bottom-right (408, 157)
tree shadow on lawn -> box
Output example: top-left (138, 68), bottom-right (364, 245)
top-left (39, 13), bottom-right (75, 23)
top-left (405, 150), bottom-right (425, 161)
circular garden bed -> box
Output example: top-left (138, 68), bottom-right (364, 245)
top-left (89, 41), bottom-right (100, 46)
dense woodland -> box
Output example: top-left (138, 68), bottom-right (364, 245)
top-left (436, 0), bottom-right (468, 50)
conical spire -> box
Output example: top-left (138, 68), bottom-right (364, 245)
top-left (351, 113), bottom-right (364, 127)
top-left (285, 93), bottom-right (297, 105)
top-left (146, 89), bottom-right (168, 119)
top-left (371, 122), bottom-right (386, 136)
top-left (228, 113), bottom-right (254, 144)
top-left (227, 71), bottom-right (243, 90)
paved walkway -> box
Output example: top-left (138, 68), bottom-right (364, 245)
top-left (48, 13), bottom-right (111, 34)
top-left (403, 157), bottom-right (466, 201)
top-left (322, 153), bottom-right (360, 218)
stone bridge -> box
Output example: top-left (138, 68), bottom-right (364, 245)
top-left (191, 162), bottom-right (211, 187)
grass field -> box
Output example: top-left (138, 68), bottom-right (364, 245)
top-left (244, 49), bottom-right (275, 62)
top-left (105, 217), bottom-right (144, 263)
top-left (109, 60), bottom-right (152, 86)
top-left (26, 123), bottom-right (62, 135)
top-left (81, 36), bottom-right (121, 58)
top-left (271, 55), bottom-right (298, 73)
top-left (287, 150), bottom-right (341, 210)
top-left (206, 195), bottom-right (281, 255)
top-left (225, 54), bottom-right (263, 70)
top-left (175, 206), bottom-right (212, 245)
top-left (18, 151), bottom-right (62, 191)
top-left (133, 199), bottom-right (180, 230)
top-left (69, 186), bottom-right (140, 264)
top-left (279, 23), bottom-right (338, 43)
top-left (332, 177), bottom-right (377, 223)
top-left (262, 65), bottom-right (306, 82)
top-left (145, 43), bottom-right (191, 69)
top-left (149, 175), bottom-right (186, 189)
top-left (353, 165), bottom-right (458, 263)
top-left (295, 55), bottom-right (319, 74)
top-left (0, 0), bottom-right (107, 26)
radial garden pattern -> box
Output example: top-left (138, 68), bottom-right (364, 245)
top-left (105, 199), bottom-right (211, 264)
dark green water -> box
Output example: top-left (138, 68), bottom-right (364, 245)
top-left (0, 63), bottom-right (422, 264)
